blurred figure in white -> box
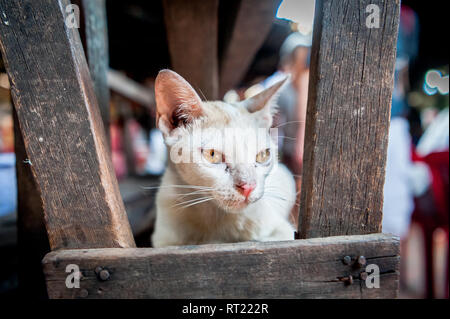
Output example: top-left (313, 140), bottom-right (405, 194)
top-left (262, 31), bottom-right (312, 227)
top-left (382, 6), bottom-right (420, 237)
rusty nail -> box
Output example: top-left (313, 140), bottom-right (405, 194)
top-left (356, 256), bottom-right (367, 267)
top-left (94, 266), bottom-right (103, 274)
top-left (79, 289), bottom-right (89, 298)
top-left (343, 256), bottom-right (352, 265)
top-left (360, 272), bottom-right (368, 281)
top-left (99, 269), bottom-right (110, 281)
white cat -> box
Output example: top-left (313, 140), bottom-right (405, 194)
top-left (151, 69), bottom-right (296, 247)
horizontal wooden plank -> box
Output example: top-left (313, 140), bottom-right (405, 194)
top-left (43, 233), bottom-right (399, 298)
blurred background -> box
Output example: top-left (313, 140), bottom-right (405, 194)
top-left (0, 0), bottom-right (448, 299)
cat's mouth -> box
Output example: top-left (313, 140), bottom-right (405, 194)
top-left (216, 195), bottom-right (261, 212)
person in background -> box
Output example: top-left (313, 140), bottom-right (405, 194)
top-left (382, 5), bottom-right (420, 237)
top-left (383, 6), bottom-right (449, 298)
top-left (408, 106), bottom-right (449, 298)
top-left (262, 31), bottom-right (312, 228)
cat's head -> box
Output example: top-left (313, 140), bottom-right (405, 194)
top-left (155, 69), bottom-right (287, 212)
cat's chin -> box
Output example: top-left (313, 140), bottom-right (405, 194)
top-left (217, 198), bottom-right (259, 214)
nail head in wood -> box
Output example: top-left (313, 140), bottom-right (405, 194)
top-left (79, 289), bottom-right (89, 298)
top-left (99, 269), bottom-right (110, 281)
top-left (343, 255), bottom-right (352, 265)
top-left (356, 256), bottom-right (367, 268)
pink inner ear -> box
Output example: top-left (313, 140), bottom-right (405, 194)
top-left (155, 69), bottom-right (203, 132)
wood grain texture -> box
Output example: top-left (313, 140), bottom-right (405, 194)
top-left (163, 0), bottom-right (219, 100)
top-left (299, 0), bottom-right (400, 238)
top-left (0, 0), bottom-right (135, 250)
top-left (43, 233), bottom-right (399, 299)
top-left (76, 0), bottom-right (111, 143)
top-left (219, 0), bottom-right (281, 97)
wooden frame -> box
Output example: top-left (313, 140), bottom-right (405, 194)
top-left (0, 0), bottom-right (401, 299)
top-left (43, 234), bottom-right (399, 299)
top-left (0, 0), bottom-right (135, 250)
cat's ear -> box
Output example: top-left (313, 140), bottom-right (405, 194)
top-left (155, 69), bottom-right (203, 135)
top-left (240, 77), bottom-right (288, 128)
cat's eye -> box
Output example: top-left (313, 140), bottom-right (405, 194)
top-left (256, 149), bottom-right (271, 164)
top-left (202, 149), bottom-right (223, 164)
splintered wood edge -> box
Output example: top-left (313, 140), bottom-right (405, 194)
top-left (42, 233), bottom-right (400, 299)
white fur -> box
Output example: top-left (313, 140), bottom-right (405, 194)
top-left (152, 70), bottom-right (295, 247)
top-left (152, 163), bottom-right (296, 247)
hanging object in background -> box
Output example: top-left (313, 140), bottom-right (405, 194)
top-left (276, 0), bottom-right (315, 35)
top-left (423, 70), bottom-right (449, 96)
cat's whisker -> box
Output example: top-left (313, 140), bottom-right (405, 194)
top-left (141, 184), bottom-right (213, 191)
top-left (266, 195), bottom-right (288, 200)
top-left (172, 196), bottom-right (213, 208)
top-left (196, 87), bottom-right (209, 103)
top-left (278, 136), bottom-right (297, 140)
top-left (177, 189), bottom-right (211, 199)
top-left (264, 193), bottom-right (288, 202)
top-left (177, 197), bottom-right (215, 210)
top-left (274, 120), bottom-right (305, 128)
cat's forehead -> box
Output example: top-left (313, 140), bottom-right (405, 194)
top-left (199, 101), bottom-right (254, 128)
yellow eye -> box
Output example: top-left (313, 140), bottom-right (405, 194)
top-left (202, 149), bottom-right (223, 164)
top-left (256, 149), bottom-right (271, 164)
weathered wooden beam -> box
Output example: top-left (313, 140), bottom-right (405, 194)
top-left (0, 0), bottom-right (135, 250)
top-left (74, 0), bottom-right (111, 142)
top-left (299, 0), bottom-right (400, 238)
top-left (219, 0), bottom-right (281, 98)
top-left (43, 233), bottom-right (399, 298)
top-left (162, 0), bottom-right (219, 100)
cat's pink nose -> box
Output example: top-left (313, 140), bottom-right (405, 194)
top-left (236, 183), bottom-right (255, 199)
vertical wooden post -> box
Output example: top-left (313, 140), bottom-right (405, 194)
top-left (299, 0), bottom-right (400, 238)
top-left (74, 0), bottom-right (111, 144)
top-left (162, 0), bottom-right (219, 100)
top-left (219, 0), bottom-right (281, 97)
top-left (0, 0), bottom-right (135, 250)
